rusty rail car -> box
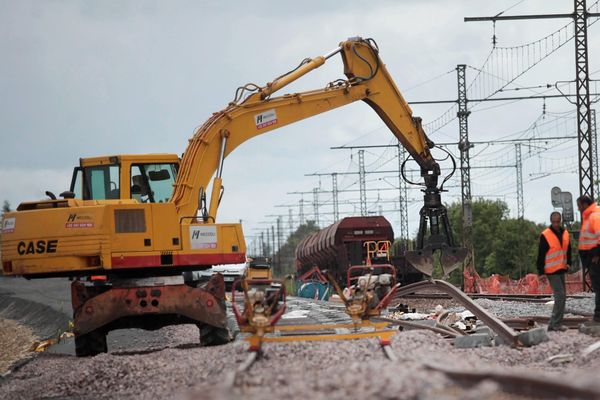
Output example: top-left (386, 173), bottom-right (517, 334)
top-left (295, 216), bottom-right (422, 285)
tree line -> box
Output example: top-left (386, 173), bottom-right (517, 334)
top-left (270, 198), bottom-right (579, 281)
top-left (448, 199), bottom-right (541, 280)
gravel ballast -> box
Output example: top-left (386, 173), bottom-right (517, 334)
top-left (2, 295), bottom-right (600, 400)
top-left (0, 318), bottom-right (37, 374)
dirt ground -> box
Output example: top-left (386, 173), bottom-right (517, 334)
top-left (0, 318), bottom-right (37, 374)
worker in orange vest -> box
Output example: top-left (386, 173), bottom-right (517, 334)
top-left (537, 211), bottom-right (571, 331)
top-left (577, 195), bottom-right (600, 326)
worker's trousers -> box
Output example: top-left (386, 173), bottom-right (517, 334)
top-left (547, 273), bottom-right (566, 329)
top-left (581, 254), bottom-right (600, 322)
top-left (589, 263), bottom-right (600, 322)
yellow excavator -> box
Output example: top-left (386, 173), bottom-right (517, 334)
top-left (0, 37), bottom-right (466, 355)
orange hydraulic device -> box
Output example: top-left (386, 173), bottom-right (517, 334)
top-left (1, 37), bottom-right (465, 355)
top-left (232, 266), bottom-right (399, 354)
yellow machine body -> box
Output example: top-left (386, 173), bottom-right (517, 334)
top-left (1, 154), bottom-right (245, 277)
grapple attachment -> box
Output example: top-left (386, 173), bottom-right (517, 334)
top-left (405, 185), bottom-right (467, 278)
top-left (405, 248), bottom-right (435, 277)
top-left (406, 245), bottom-right (468, 277)
top-left (440, 246), bottom-right (469, 275)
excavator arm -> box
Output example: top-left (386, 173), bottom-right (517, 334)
top-left (172, 37), bottom-right (466, 276)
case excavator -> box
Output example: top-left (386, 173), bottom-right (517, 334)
top-left (0, 37), bottom-right (466, 356)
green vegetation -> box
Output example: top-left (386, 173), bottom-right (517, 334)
top-left (272, 221), bottom-right (320, 278)
top-left (263, 199), bottom-right (576, 283)
top-left (447, 198), bottom-right (546, 280)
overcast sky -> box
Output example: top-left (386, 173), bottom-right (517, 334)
top-left (1, 0), bottom-right (599, 251)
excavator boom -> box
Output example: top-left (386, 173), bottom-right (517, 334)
top-left (171, 37), bottom-right (465, 276)
top-left (172, 38), bottom-right (435, 218)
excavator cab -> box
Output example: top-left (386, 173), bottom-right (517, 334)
top-left (65, 154), bottom-right (179, 203)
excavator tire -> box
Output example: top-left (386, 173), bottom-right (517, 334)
top-left (75, 329), bottom-right (108, 357)
top-left (198, 324), bottom-right (231, 346)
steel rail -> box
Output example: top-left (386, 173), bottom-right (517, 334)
top-left (502, 315), bottom-right (591, 330)
top-left (435, 310), bottom-right (468, 336)
top-left (382, 345), bottom-right (398, 361)
top-left (425, 361), bottom-right (600, 399)
top-left (393, 292), bottom-right (589, 302)
top-left (224, 350), bottom-right (260, 389)
top-left (392, 280), bottom-right (521, 346)
top-left (374, 317), bottom-right (459, 338)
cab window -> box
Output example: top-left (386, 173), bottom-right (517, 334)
top-left (70, 168), bottom-right (83, 198)
top-left (130, 163), bottom-right (178, 203)
top-left (82, 165), bottom-right (120, 200)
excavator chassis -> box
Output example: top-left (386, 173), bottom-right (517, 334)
top-left (70, 273), bottom-right (230, 356)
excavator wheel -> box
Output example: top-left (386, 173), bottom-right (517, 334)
top-left (75, 329), bottom-right (108, 357)
top-left (198, 324), bottom-right (231, 346)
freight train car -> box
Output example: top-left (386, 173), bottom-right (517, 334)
top-left (295, 216), bottom-right (422, 286)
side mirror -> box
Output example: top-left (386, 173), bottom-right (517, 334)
top-left (60, 191), bottom-right (76, 199)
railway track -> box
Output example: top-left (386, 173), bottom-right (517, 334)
top-left (227, 277), bottom-right (579, 393)
top-left (425, 361), bottom-right (600, 399)
top-left (225, 279), bottom-right (554, 391)
top-left (395, 291), bottom-right (589, 302)
top-left (225, 336), bottom-right (401, 390)
top-left (225, 335), bottom-right (600, 399)
top-left (3, 290), bottom-right (599, 400)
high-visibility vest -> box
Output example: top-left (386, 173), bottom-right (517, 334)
top-left (541, 228), bottom-right (569, 274)
top-left (579, 204), bottom-right (600, 250)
